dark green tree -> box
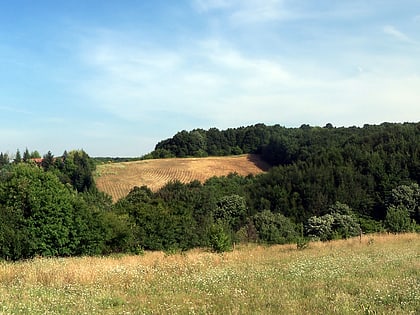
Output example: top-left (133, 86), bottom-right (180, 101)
top-left (13, 149), bottom-right (22, 164)
top-left (0, 163), bottom-right (106, 259)
top-left (41, 151), bottom-right (55, 171)
top-left (23, 148), bottom-right (31, 162)
top-left (0, 204), bottom-right (31, 260)
top-left (0, 152), bottom-right (9, 168)
top-left (60, 150), bottom-right (96, 192)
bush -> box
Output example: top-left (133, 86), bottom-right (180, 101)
top-left (305, 214), bottom-right (334, 241)
top-left (207, 220), bottom-right (232, 253)
top-left (385, 205), bottom-right (413, 233)
top-left (358, 217), bottom-right (384, 233)
top-left (305, 202), bottom-right (361, 241)
top-left (296, 237), bottom-right (309, 250)
top-left (253, 210), bottom-right (298, 244)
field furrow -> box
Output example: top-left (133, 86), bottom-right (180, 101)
top-left (95, 154), bottom-right (269, 201)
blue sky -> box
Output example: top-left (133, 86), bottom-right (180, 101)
top-left (1, 0), bottom-right (419, 157)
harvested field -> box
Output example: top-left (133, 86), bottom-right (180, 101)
top-left (95, 154), bottom-right (269, 201)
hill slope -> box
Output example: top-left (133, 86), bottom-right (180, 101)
top-left (95, 154), bottom-right (269, 201)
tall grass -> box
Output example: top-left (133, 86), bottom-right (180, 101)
top-left (0, 233), bottom-right (418, 314)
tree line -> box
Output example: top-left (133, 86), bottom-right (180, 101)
top-left (1, 122), bottom-right (419, 260)
top-left (148, 122), bottom-right (419, 225)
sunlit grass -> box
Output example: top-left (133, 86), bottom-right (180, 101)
top-left (0, 233), bottom-right (418, 314)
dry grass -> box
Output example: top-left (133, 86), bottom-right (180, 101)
top-left (94, 154), bottom-right (269, 201)
top-left (0, 233), bottom-right (418, 314)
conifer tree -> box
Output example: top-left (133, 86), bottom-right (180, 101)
top-left (13, 149), bottom-right (21, 164)
top-left (23, 148), bottom-right (31, 162)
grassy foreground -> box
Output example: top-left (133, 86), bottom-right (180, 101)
top-left (0, 234), bottom-right (418, 314)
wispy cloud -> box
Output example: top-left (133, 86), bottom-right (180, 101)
top-left (193, 0), bottom-right (233, 13)
top-left (69, 2), bottom-right (420, 150)
top-left (383, 25), bottom-right (416, 44)
top-left (192, 0), bottom-right (372, 25)
top-left (76, 27), bottom-right (420, 131)
top-left (192, 0), bottom-right (295, 24)
top-left (78, 35), bottom-right (295, 126)
top-left (230, 0), bottom-right (294, 24)
top-left (2, 1), bottom-right (419, 157)
top-left (0, 105), bottom-right (32, 115)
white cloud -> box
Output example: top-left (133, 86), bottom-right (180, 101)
top-left (79, 36), bottom-right (295, 125)
top-left (192, 0), bottom-right (233, 13)
top-left (383, 25), bottom-right (416, 44)
top-left (192, 0), bottom-right (294, 24)
top-left (77, 25), bottom-right (420, 131)
top-left (192, 0), bottom-right (373, 25)
top-left (230, 0), bottom-right (292, 24)
top-left (0, 105), bottom-right (32, 115)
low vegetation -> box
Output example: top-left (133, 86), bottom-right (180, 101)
top-left (0, 233), bottom-right (418, 314)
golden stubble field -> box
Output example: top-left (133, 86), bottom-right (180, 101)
top-left (95, 154), bottom-right (269, 201)
top-left (0, 233), bottom-right (418, 314)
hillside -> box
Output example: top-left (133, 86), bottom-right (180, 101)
top-left (95, 154), bottom-right (269, 201)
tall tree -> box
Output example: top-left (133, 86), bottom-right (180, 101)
top-left (389, 183), bottom-right (420, 223)
top-left (0, 163), bottom-right (105, 259)
top-left (30, 150), bottom-right (41, 158)
top-left (68, 150), bottom-right (96, 192)
top-left (0, 152), bottom-right (9, 168)
top-left (23, 148), bottom-right (31, 162)
top-left (13, 149), bottom-right (21, 164)
top-left (42, 151), bottom-right (54, 171)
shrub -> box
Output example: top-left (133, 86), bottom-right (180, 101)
top-left (207, 220), bottom-right (232, 253)
top-left (296, 237), bottom-right (309, 250)
top-left (252, 210), bottom-right (298, 244)
top-left (385, 205), bottom-right (412, 233)
top-left (305, 202), bottom-right (361, 241)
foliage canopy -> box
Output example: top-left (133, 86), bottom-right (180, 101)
top-left (1, 122), bottom-right (419, 259)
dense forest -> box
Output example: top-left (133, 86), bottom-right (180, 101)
top-left (1, 122), bottom-right (419, 260)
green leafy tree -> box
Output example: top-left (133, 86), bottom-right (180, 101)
top-left (116, 184), bottom-right (200, 251)
top-left (305, 202), bottom-right (361, 240)
top-left (30, 150), bottom-right (41, 158)
top-left (389, 183), bottom-right (420, 223)
top-left (252, 210), bottom-right (297, 244)
top-left (305, 214), bottom-right (334, 241)
top-left (214, 194), bottom-right (247, 232)
top-left (59, 150), bottom-right (96, 192)
top-left (329, 201), bottom-right (352, 215)
top-left (0, 163), bottom-right (105, 259)
top-left (385, 205), bottom-right (412, 233)
top-left (0, 204), bottom-right (31, 260)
